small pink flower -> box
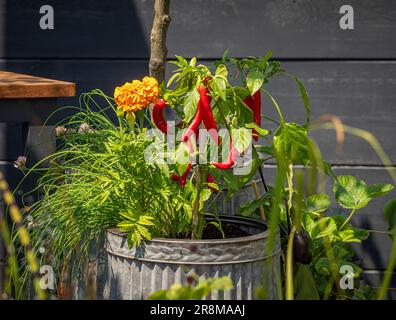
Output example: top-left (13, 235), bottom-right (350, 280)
top-left (55, 126), bottom-right (67, 137)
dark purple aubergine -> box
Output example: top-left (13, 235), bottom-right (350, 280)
top-left (293, 229), bottom-right (312, 264)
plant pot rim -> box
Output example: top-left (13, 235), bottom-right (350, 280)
top-left (107, 214), bottom-right (270, 245)
top-left (106, 215), bottom-right (280, 264)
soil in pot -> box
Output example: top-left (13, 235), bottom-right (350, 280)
top-left (202, 220), bottom-right (252, 239)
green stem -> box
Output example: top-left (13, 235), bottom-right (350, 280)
top-left (261, 88), bottom-right (285, 123)
top-left (377, 229), bottom-right (396, 300)
top-left (261, 114), bottom-right (281, 125)
top-left (286, 163), bottom-right (294, 222)
top-left (286, 227), bottom-right (296, 300)
top-left (138, 110), bottom-right (145, 131)
top-left (340, 209), bottom-right (356, 230)
top-left (191, 165), bottom-right (202, 239)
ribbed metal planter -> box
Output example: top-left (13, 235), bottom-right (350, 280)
top-left (102, 215), bottom-right (281, 300)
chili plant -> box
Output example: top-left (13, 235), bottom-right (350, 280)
top-left (149, 53), bottom-right (285, 238)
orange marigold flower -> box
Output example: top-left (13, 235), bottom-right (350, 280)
top-left (114, 77), bottom-right (160, 113)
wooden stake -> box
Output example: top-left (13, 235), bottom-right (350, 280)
top-left (149, 0), bottom-right (171, 84)
top-left (252, 180), bottom-right (266, 220)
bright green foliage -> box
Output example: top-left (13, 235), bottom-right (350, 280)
top-left (384, 199), bottom-right (396, 232)
top-left (305, 194), bottom-right (331, 214)
top-left (22, 91), bottom-right (196, 273)
top-left (273, 122), bottom-right (311, 166)
top-left (149, 275), bottom-right (233, 300)
top-left (334, 175), bottom-right (393, 210)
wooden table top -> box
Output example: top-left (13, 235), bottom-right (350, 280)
top-left (0, 71), bottom-right (76, 99)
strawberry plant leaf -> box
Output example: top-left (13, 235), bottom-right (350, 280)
top-left (305, 194), bottom-right (331, 214)
top-left (366, 183), bottom-right (393, 198)
top-left (333, 175), bottom-right (370, 209)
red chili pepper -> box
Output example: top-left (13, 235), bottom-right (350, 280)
top-left (211, 137), bottom-right (238, 169)
top-left (152, 99), bottom-right (168, 134)
top-left (197, 85), bottom-right (220, 145)
top-left (181, 103), bottom-right (202, 142)
top-left (243, 90), bottom-right (261, 141)
top-left (206, 173), bottom-right (219, 193)
top-left (171, 163), bottom-right (191, 188)
top-left (179, 163), bottom-right (192, 188)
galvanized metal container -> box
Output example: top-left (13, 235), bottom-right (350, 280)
top-left (102, 215), bottom-right (281, 300)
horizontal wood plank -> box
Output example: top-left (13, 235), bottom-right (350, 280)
top-left (361, 271), bottom-right (396, 299)
top-left (265, 61), bottom-right (396, 166)
top-left (0, 71), bottom-right (75, 98)
top-left (0, 0), bottom-right (396, 59)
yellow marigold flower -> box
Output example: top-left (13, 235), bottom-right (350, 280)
top-left (114, 77), bottom-right (160, 113)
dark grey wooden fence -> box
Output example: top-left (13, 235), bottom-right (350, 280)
top-left (1, 0), bottom-right (396, 294)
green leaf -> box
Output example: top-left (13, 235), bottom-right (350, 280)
top-left (167, 72), bottom-right (180, 87)
top-left (294, 77), bottom-right (310, 124)
top-left (273, 122), bottom-right (310, 165)
top-left (215, 64), bottom-right (228, 78)
top-left (212, 99), bottom-right (232, 124)
top-left (302, 214), bottom-right (316, 237)
top-left (138, 215), bottom-right (155, 226)
top-left (183, 88), bottom-right (200, 122)
top-left (199, 188), bottom-right (212, 206)
top-left (255, 145), bottom-right (274, 155)
top-left (366, 183), bottom-right (393, 198)
top-left (231, 128), bottom-right (252, 153)
top-left (117, 222), bottom-right (135, 230)
top-left (208, 221), bottom-right (225, 239)
top-left (338, 261), bottom-right (362, 278)
top-left (315, 257), bottom-right (332, 275)
top-left (246, 69), bottom-right (264, 95)
top-left (384, 199), bottom-right (396, 231)
top-left (175, 143), bottom-right (191, 176)
top-left (258, 50), bottom-right (272, 68)
top-left (118, 210), bottom-right (136, 221)
top-left (333, 175), bottom-right (370, 209)
top-left (208, 276), bottom-right (233, 291)
top-left (148, 289), bottom-right (168, 300)
top-left (245, 122), bottom-right (270, 136)
top-left (239, 196), bottom-right (269, 217)
top-left (211, 77), bottom-right (227, 101)
top-left (175, 55), bottom-right (188, 67)
top-left (148, 276), bottom-right (233, 300)
top-left (136, 225), bottom-right (152, 240)
top-left (338, 228), bottom-right (369, 243)
top-left (235, 96), bottom-right (253, 125)
top-left (222, 49), bottom-right (230, 61)
top-left (328, 245), bottom-right (351, 260)
top-left (127, 230), bottom-right (142, 248)
top-left (206, 182), bottom-right (220, 192)
top-left (189, 57), bottom-right (197, 67)
top-left (305, 194), bottom-right (331, 214)
top-left (222, 150), bottom-right (263, 193)
top-left (294, 264), bottom-right (320, 300)
top-left (233, 86), bottom-right (250, 99)
top-left (314, 217), bottom-right (338, 240)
